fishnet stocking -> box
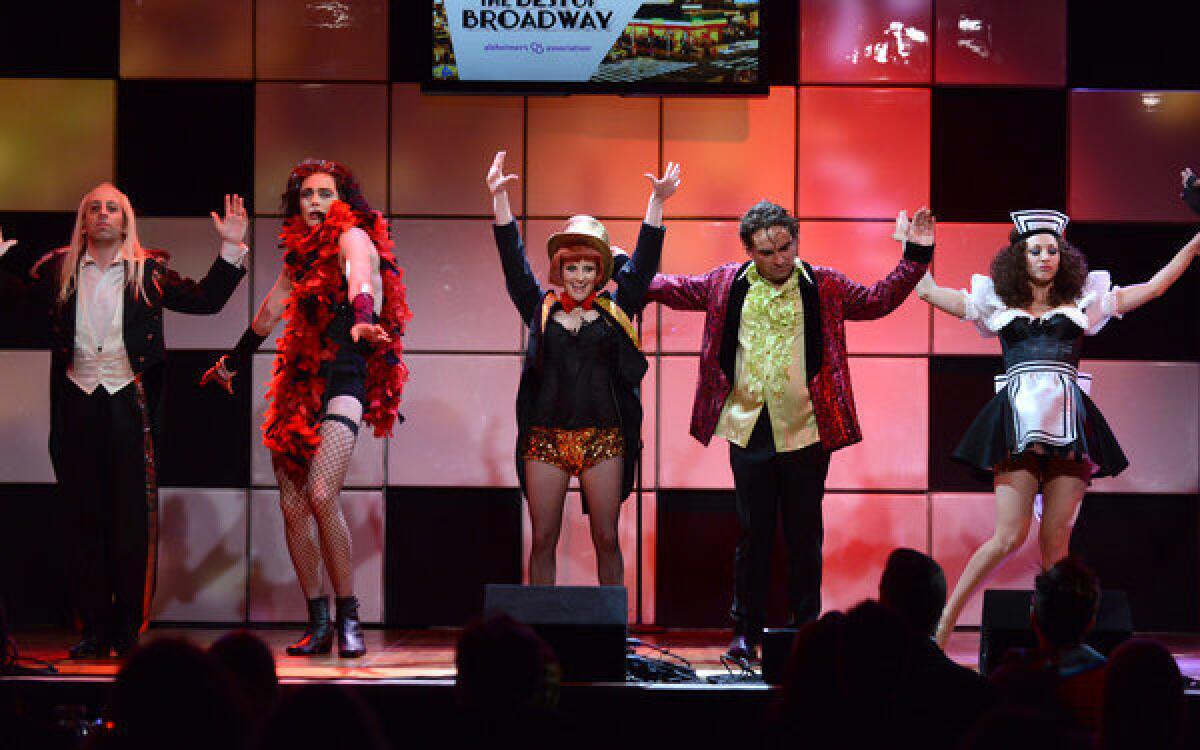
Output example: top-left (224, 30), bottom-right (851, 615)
top-left (277, 468), bottom-right (323, 599)
top-left (305, 416), bottom-right (358, 597)
top-left (273, 396), bottom-right (361, 600)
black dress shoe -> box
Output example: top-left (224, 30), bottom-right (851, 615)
top-left (724, 634), bottom-right (759, 662)
top-left (68, 635), bottom-right (109, 660)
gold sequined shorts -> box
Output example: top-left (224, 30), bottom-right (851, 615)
top-left (521, 426), bottom-right (624, 476)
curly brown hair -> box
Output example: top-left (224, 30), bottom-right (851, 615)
top-left (280, 158), bottom-right (373, 217)
top-left (990, 230), bottom-right (1088, 309)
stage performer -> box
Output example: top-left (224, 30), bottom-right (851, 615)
top-left (0, 184), bottom-right (248, 659)
top-left (487, 151), bottom-right (678, 586)
top-left (914, 204), bottom-right (1199, 647)
top-left (201, 159), bottom-right (410, 658)
top-left (646, 201), bottom-right (934, 661)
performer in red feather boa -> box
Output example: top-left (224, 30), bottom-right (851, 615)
top-left (202, 159), bottom-right (409, 658)
top-left (265, 199), bottom-right (409, 476)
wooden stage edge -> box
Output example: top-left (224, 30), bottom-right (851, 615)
top-left (4, 627), bottom-right (1200, 689)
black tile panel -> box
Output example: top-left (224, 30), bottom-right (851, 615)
top-left (116, 81), bottom-right (254, 217)
top-left (0, 211), bottom-right (74, 349)
top-left (932, 88), bottom-right (1067, 222)
top-left (385, 487), bottom-right (523, 626)
top-left (0, 3), bottom-right (119, 78)
top-left (929, 355), bottom-right (1004, 493)
top-left (158, 350), bottom-right (251, 488)
top-left (1067, 223), bottom-right (1200, 362)
top-left (1072, 493), bottom-right (1199, 632)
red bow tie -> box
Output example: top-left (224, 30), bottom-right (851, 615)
top-left (559, 292), bottom-right (597, 313)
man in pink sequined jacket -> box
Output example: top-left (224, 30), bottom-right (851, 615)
top-left (646, 200), bottom-right (934, 660)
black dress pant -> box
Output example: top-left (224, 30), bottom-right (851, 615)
top-left (728, 408), bottom-right (830, 640)
top-left (55, 381), bottom-right (152, 640)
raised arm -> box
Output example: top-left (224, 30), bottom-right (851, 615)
top-left (646, 269), bottom-right (716, 311)
top-left (902, 209), bottom-right (968, 319)
top-left (642, 161), bottom-right (680, 229)
top-left (161, 194), bottom-right (249, 314)
top-left (840, 207), bottom-right (935, 321)
top-left (489, 150), bottom-right (519, 226)
top-left (487, 150), bottom-right (543, 321)
top-left (615, 163), bottom-right (680, 314)
top-left (1108, 228), bottom-right (1199, 318)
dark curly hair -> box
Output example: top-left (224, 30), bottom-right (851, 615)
top-left (280, 158), bottom-right (373, 217)
top-left (739, 200), bottom-right (798, 249)
top-left (1033, 557), bottom-right (1100, 648)
top-left (990, 229), bottom-right (1088, 309)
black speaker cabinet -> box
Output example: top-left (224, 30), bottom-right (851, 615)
top-left (979, 588), bottom-right (1132, 676)
top-left (483, 584), bottom-right (628, 682)
top-left (762, 627), bottom-right (798, 685)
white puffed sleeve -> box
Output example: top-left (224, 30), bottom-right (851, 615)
top-left (1078, 270), bottom-right (1122, 335)
top-left (961, 274), bottom-right (1006, 337)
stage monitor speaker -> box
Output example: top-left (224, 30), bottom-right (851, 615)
top-left (762, 627), bottom-right (798, 685)
top-left (979, 588), bottom-right (1132, 676)
top-left (483, 584), bottom-right (628, 682)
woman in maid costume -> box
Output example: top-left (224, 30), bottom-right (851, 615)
top-left (913, 183), bottom-right (1199, 646)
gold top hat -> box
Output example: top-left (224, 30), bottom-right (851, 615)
top-left (546, 215), bottom-right (614, 286)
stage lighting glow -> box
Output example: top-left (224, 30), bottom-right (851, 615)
top-left (306, 1), bottom-right (353, 29)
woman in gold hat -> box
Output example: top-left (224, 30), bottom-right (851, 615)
top-left (486, 150), bottom-right (680, 585)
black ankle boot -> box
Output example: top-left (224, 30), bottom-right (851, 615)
top-left (286, 598), bottom-right (333, 656)
top-left (335, 595), bottom-right (366, 658)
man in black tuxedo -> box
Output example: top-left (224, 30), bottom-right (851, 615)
top-left (0, 185), bottom-right (248, 657)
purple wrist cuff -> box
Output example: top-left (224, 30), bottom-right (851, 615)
top-left (351, 292), bottom-right (375, 326)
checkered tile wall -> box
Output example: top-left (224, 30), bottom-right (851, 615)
top-left (1, 1), bottom-right (1196, 630)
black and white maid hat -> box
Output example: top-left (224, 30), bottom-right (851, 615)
top-left (1010, 209), bottom-right (1068, 241)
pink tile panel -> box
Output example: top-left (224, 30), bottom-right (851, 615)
top-left (390, 218), bottom-right (524, 352)
top-left (822, 493), bottom-right (930, 613)
top-left (386, 353), bottom-right (521, 487)
top-left (525, 96), bottom-right (660, 218)
top-left (1084, 360), bottom-right (1199, 495)
top-left (827, 357), bottom-right (929, 490)
top-left (152, 489), bottom-right (248, 623)
top-left (662, 87), bottom-right (796, 218)
top-left (931, 222), bottom-right (1012, 355)
top-left (254, 83), bottom-right (389, 216)
top-left (390, 85), bottom-right (525, 216)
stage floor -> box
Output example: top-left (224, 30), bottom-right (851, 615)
top-left (7, 627), bottom-right (1200, 685)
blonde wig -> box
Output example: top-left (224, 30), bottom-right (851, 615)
top-left (56, 183), bottom-right (150, 307)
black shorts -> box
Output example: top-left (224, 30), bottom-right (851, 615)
top-left (320, 339), bottom-right (368, 411)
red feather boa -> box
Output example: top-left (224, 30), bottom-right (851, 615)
top-left (263, 201), bottom-right (411, 479)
